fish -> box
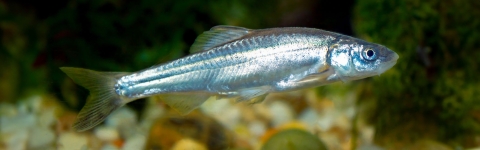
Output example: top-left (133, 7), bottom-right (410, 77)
top-left (61, 25), bottom-right (399, 131)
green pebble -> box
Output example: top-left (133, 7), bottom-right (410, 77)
top-left (261, 129), bottom-right (327, 150)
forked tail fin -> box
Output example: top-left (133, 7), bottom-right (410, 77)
top-left (60, 67), bottom-right (130, 132)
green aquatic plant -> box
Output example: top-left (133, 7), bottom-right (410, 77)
top-left (354, 0), bottom-right (480, 148)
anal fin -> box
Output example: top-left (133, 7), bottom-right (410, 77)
top-left (160, 93), bottom-right (212, 115)
top-left (234, 86), bottom-right (271, 104)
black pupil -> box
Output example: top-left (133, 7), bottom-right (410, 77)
top-left (366, 50), bottom-right (374, 57)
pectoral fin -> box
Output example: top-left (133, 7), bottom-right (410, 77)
top-left (298, 67), bottom-right (335, 83)
top-left (160, 93), bottom-right (212, 115)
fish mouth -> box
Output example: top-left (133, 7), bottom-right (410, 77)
top-left (389, 52), bottom-right (399, 66)
top-left (376, 52), bottom-right (399, 74)
top-left (390, 52), bottom-right (399, 62)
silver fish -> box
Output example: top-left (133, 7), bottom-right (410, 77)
top-left (61, 25), bottom-right (399, 131)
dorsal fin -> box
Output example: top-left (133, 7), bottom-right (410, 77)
top-left (189, 25), bottom-right (251, 53)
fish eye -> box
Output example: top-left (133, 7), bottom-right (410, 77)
top-left (362, 48), bottom-right (377, 61)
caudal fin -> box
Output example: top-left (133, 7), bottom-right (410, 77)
top-left (60, 67), bottom-right (130, 132)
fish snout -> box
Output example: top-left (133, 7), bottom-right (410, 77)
top-left (375, 47), bottom-right (399, 74)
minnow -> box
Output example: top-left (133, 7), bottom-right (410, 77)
top-left (61, 25), bottom-right (399, 131)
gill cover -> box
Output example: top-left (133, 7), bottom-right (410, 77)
top-left (327, 41), bottom-right (354, 81)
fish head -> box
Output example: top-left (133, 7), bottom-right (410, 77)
top-left (328, 38), bottom-right (399, 81)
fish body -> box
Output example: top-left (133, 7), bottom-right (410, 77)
top-left (61, 26), bottom-right (398, 131)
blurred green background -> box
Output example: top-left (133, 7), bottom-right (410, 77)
top-left (1, 0), bottom-right (479, 149)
